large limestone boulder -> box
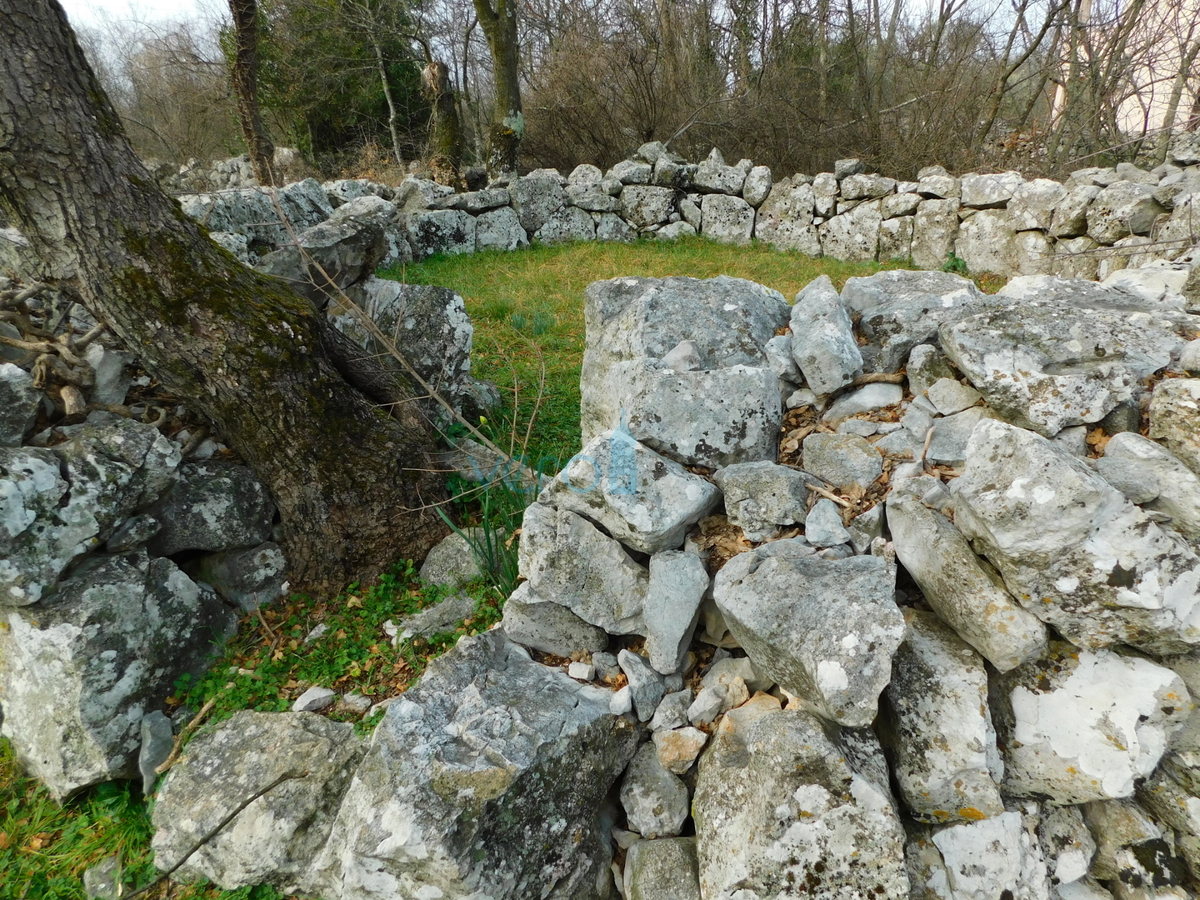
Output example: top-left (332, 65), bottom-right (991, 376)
top-left (693, 705), bottom-right (909, 899)
top-left (1, 415), bottom-right (181, 606)
top-left (0, 551), bottom-right (236, 800)
top-left (405, 209), bottom-right (476, 259)
top-left (941, 291), bottom-right (1184, 437)
top-left (755, 176), bottom-right (820, 254)
top-left (882, 610), bottom-right (1005, 824)
top-left (911, 198), bottom-right (960, 270)
top-left (621, 185), bottom-right (677, 230)
top-left (148, 461), bottom-right (275, 556)
top-left (256, 194), bottom-right (395, 304)
top-left (305, 630), bottom-right (640, 900)
top-left (713, 460), bottom-right (819, 542)
top-left (908, 811), bottom-right (1052, 900)
top-left (475, 206), bottom-right (529, 252)
top-left (887, 482), bottom-right (1046, 672)
top-left (990, 643), bottom-right (1190, 804)
top-left (0, 363), bottom-right (39, 448)
top-left (178, 178), bottom-right (332, 248)
top-left (332, 279), bottom-right (474, 418)
top-left (789, 275), bottom-right (863, 394)
top-left (818, 201), bottom-right (882, 262)
top-left (518, 503), bottom-right (648, 634)
top-left (839, 269), bottom-right (992, 373)
top-left (960, 171), bottom-right (1024, 209)
top-left (700, 194), bottom-right (755, 244)
top-left (1087, 181), bottom-right (1167, 245)
top-left (956, 209), bottom-right (1019, 276)
top-left (692, 148), bottom-right (746, 195)
top-left (151, 712), bottom-right (364, 892)
top-left (713, 548), bottom-right (903, 726)
top-left (1149, 378), bottom-right (1200, 477)
top-left (580, 275), bottom-right (789, 444)
top-left (538, 430), bottom-right (720, 554)
top-left (951, 420), bottom-right (1200, 655)
top-left (511, 172), bottom-right (568, 233)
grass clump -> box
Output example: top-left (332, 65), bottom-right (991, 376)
top-left (382, 235), bottom-right (908, 466)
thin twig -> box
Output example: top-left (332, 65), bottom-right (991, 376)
top-left (154, 696), bottom-right (217, 776)
top-left (806, 482), bottom-right (852, 507)
top-left (123, 771), bottom-right (302, 899)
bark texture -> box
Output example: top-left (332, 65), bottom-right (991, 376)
top-left (422, 60), bottom-right (463, 187)
top-left (0, 0), bottom-right (448, 596)
top-left (472, 0), bottom-right (523, 176)
top-left (228, 0), bottom-right (277, 186)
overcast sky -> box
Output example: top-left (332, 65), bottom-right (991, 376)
top-left (58, 0), bottom-right (213, 29)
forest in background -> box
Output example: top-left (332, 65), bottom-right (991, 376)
top-left (77, 0), bottom-right (1200, 183)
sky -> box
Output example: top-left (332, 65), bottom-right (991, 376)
top-left (58, 0), bottom-right (211, 29)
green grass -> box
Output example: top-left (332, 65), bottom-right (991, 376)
top-left (381, 236), bottom-right (907, 467)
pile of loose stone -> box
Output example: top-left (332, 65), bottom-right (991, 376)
top-left (175, 130), bottom-right (1200, 284)
top-left (145, 267), bottom-right (1200, 900)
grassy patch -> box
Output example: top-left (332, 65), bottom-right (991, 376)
top-left (381, 236), bottom-right (908, 466)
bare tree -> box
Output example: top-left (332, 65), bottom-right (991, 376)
top-left (472, 0), bottom-right (523, 175)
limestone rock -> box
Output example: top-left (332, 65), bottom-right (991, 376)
top-left (614, 361), bottom-right (782, 468)
top-left (713, 549), bottom-right (903, 726)
top-left (804, 498), bottom-right (850, 547)
top-left (419, 531), bottom-right (484, 588)
top-left (801, 432), bottom-right (883, 490)
top-left (0, 551), bottom-right (236, 800)
top-left (1087, 181), bottom-right (1167, 244)
top-left (990, 643), bottom-right (1189, 804)
top-left (475, 206), bottom-right (529, 252)
top-left (819, 201), bottom-right (882, 262)
top-left (511, 173), bottom-right (567, 233)
top-left (841, 173), bottom-right (897, 200)
top-left (906, 346), bottom-right (962, 399)
top-left (693, 707), bottom-right (909, 899)
top-left (1098, 432), bottom-right (1200, 540)
top-left (405, 208), bottom-right (476, 259)
top-left (595, 212), bottom-right (638, 243)
top-left (149, 461), bottom-right (274, 556)
top-left (960, 171), bottom-right (1025, 209)
top-left (643, 551), bottom-right (709, 674)
top-left (442, 187), bottom-right (511, 213)
top-left (941, 298), bottom-right (1182, 437)
top-left (840, 269), bottom-right (992, 373)
top-left (0, 363), bottom-right (40, 448)
top-left (620, 743), bottom-right (689, 838)
top-left (192, 541), bottom-right (288, 612)
top-left (912, 198), bottom-right (961, 270)
top-left (1010, 179), bottom-right (1068, 232)
top-left (653, 728), bottom-right (708, 775)
top-left (151, 712), bottom-right (363, 893)
top-left (535, 205), bottom-right (596, 244)
top-left (713, 461), bottom-right (819, 541)
top-left (957, 209), bottom-right (1020, 276)
top-left (538, 430), bottom-right (720, 555)
top-left (518, 503), bottom-right (648, 635)
top-left (623, 838), bottom-right (700, 900)
top-left (913, 811), bottom-right (1052, 900)
top-left (1, 416), bottom-right (181, 606)
top-left (742, 166), bottom-right (773, 207)
top-left (693, 148), bottom-right (746, 195)
top-left (700, 194), bottom-right (755, 245)
top-left (621, 186), bottom-right (677, 230)
top-left (305, 630), bottom-right (640, 900)
top-left (886, 485), bottom-right (1046, 672)
top-left (789, 275), bottom-right (863, 394)
top-left (609, 159), bottom-right (653, 185)
top-left (951, 420), bottom-right (1200, 654)
top-left (1149, 378), bottom-right (1200, 477)
top-left (580, 275), bottom-right (790, 444)
top-left (1052, 183), bottom-right (1102, 237)
top-left (1037, 806), bottom-right (1096, 886)
top-left (501, 582), bottom-right (609, 657)
top-left (882, 610), bottom-right (1005, 824)
top-left (619, 649), bottom-right (667, 722)
top-left (1083, 799), bottom-right (1190, 895)
top-left (926, 406), bottom-right (1000, 467)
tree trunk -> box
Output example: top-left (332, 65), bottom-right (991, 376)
top-left (373, 36), bottom-right (406, 168)
top-left (472, 0), bottom-right (522, 177)
top-left (423, 60), bottom-right (464, 187)
top-left (228, 0), bottom-right (277, 186)
top-left (0, 0), bottom-right (448, 597)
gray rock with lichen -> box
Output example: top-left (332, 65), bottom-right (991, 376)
top-left (148, 461), bottom-right (274, 556)
top-left (0, 550), bottom-right (235, 800)
top-left (302, 630), bottom-right (638, 900)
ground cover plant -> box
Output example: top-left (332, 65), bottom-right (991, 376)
top-left (0, 237), bottom-right (918, 899)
